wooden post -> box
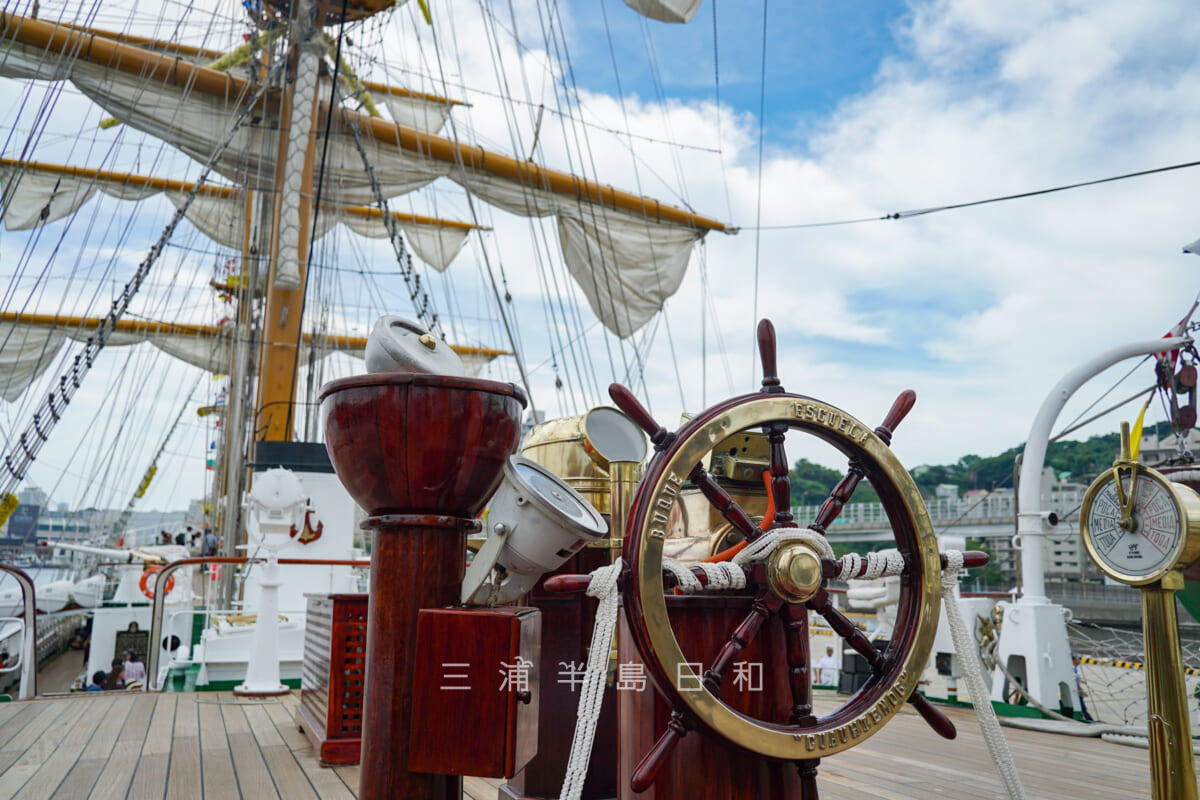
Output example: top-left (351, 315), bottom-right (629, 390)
top-left (358, 513), bottom-right (478, 800)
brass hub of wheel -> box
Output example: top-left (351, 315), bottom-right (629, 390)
top-left (767, 543), bottom-right (823, 603)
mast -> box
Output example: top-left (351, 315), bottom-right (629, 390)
top-left (255, 0), bottom-right (324, 443)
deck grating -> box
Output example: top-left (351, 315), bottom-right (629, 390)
top-left (0, 690), bottom-right (1182, 798)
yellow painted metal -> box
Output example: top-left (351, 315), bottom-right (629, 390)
top-left (1141, 578), bottom-right (1199, 800)
top-left (0, 312), bottom-right (508, 359)
top-left (0, 159), bottom-right (481, 231)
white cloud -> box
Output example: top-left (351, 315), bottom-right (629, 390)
top-left (5, 0), bottom-right (1200, 509)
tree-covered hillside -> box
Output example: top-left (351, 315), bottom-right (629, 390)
top-left (788, 423), bottom-right (1177, 506)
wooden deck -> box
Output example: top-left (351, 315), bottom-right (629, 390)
top-left (0, 689), bottom-right (1180, 798)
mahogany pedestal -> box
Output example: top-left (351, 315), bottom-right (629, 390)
top-left (499, 546), bottom-right (618, 800)
top-left (358, 514), bottom-right (478, 800)
top-left (617, 596), bottom-right (804, 800)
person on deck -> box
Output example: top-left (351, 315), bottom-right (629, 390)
top-left (86, 671), bottom-right (106, 691)
top-left (122, 651), bottom-right (146, 685)
top-left (103, 658), bottom-right (124, 690)
top-left (203, 529), bottom-right (218, 557)
top-left (817, 646), bottom-right (838, 686)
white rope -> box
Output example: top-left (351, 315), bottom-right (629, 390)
top-left (559, 558), bottom-right (622, 800)
top-left (836, 548), bottom-right (905, 582)
top-left (661, 557), bottom-right (703, 593)
top-left (733, 527), bottom-right (833, 564)
top-left (941, 551), bottom-right (1026, 799)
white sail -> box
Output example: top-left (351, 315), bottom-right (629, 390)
top-left (0, 166), bottom-right (471, 272)
top-left (623, 0), bottom-right (703, 24)
top-left (0, 16), bottom-right (726, 339)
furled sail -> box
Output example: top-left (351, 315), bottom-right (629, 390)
top-left (623, 0), bottom-right (703, 24)
top-left (0, 13), bottom-right (730, 338)
top-left (0, 313), bottom-right (505, 402)
top-left (0, 161), bottom-right (475, 273)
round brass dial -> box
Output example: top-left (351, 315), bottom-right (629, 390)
top-left (1081, 464), bottom-right (1200, 585)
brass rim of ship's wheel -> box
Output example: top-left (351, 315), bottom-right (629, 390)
top-left (618, 320), bottom-right (942, 767)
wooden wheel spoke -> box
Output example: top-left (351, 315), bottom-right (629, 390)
top-left (758, 319), bottom-right (785, 394)
top-left (689, 463), bottom-right (764, 543)
top-left (765, 422), bottom-right (794, 527)
top-left (782, 603), bottom-right (814, 725)
top-left (631, 711), bottom-right (690, 792)
top-left (808, 590), bottom-right (882, 672)
top-left (702, 589), bottom-right (782, 694)
top-left (609, 383), bottom-right (676, 451)
top-left (809, 390), bottom-right (917, 535)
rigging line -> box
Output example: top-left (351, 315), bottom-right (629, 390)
top-left (507, 0), bottom-right (599, 409)
top-left (528, 0), bottom-right (619, 396)
top-left (746, 158), bottom-right (1200, 231)
top-left (487, 0), bottom-right (596, 408)
top-left (600, 1), bottom-right (686, 407)
top-left (1059, 355), bottom-right (1151, 433)
top-left (289, 0), bottom-right (350, 442)
top-left (541, 0), bottom-right (644, 401)
top-left (750, 0), bottom-right (767, 386)
top-left (0, 54), bottom-right (286, 497)
top-left (710, 0), bottom-right (733, 224)
top-left (1051, 385), bottom-right (1157, 444)
top-left (481, 2), bottom-right (584, 412)
top-left (420, 5), bottom-right (539, 416)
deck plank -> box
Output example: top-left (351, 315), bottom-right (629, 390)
top-left (141, 693), bottom-right (178, 755)
top-left (164, 738), bottom-right (201, 800)
top-left (126, 753), bottom-right (169, 800)
top-left (49, 758), bottom-right (106, 800)
top-left (12, 694), bottom-right (115, 800)
top-left (243, 702), bottom-right (287, 749)
top-left (0, 689), bottom-right (1180, 799)
top-left (0, 697), bottom-right (92, 800)
top-left (292, 749), bottom-right (356, 800)
top-left (0, 704), bottom-right (40, 749)
top-left (86, 739), bottom-right (142, 800)
top-left (261, 745), bottom-right (320, 800)
top-left (226, 730), bottom-right (280, 799)
top-left (261, 696), bottom-right (310, 751)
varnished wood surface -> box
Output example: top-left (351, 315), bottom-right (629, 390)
top-left (0, 688), bottom-right (1182, 798)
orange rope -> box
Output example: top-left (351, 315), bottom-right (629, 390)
top-left (698, 470), bottom-right (776, 563)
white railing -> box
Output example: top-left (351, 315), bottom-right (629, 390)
top-left (791, 490), bottom-right (1087, 528)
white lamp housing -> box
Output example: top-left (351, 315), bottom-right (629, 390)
top-left (462, 456), bottom-right (608, 605)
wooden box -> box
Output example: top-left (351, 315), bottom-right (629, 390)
top-left (409, 606), bottom-right (540, 778)
top-left (296, 593), bottom-right (368, 764)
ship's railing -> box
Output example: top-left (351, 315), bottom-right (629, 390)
top-left (146, 556), bottom-right (370, 691)
top-left (0, 564), bottom-right (37, 699)
top-left (791, 489), bottom-right (1088, 529)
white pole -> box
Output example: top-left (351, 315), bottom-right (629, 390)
top-left (1016, 337), bottom-right (1191, 603)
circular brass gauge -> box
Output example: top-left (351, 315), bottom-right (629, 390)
top-left (1080, 464), bottom-right (1200, 585)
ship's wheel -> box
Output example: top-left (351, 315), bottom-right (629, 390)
top-left (612, 319), bottom-right (952, 796)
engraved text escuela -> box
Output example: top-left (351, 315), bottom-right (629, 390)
top-left (793, 402), bottom-right (870, 444)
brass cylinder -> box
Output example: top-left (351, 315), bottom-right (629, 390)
top-left (1140, 574), bottom-right (1198, 800)
top-left (607, 460), bottom-right (641, 561)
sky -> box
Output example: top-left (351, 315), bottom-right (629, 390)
top-left (2, 0), bottom-right (1200, 515)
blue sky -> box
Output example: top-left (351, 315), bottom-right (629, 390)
top-left (568, 2), bottom-right (909, 150)
top-left (3, 0), bottom-right (1200, 512)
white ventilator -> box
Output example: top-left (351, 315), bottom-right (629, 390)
top-left (364, 315), bottom-right (466, 376)
top-left (462, 456), bottom-right (608, 606)
top-left (234, 467), bottom-right (309, 696)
